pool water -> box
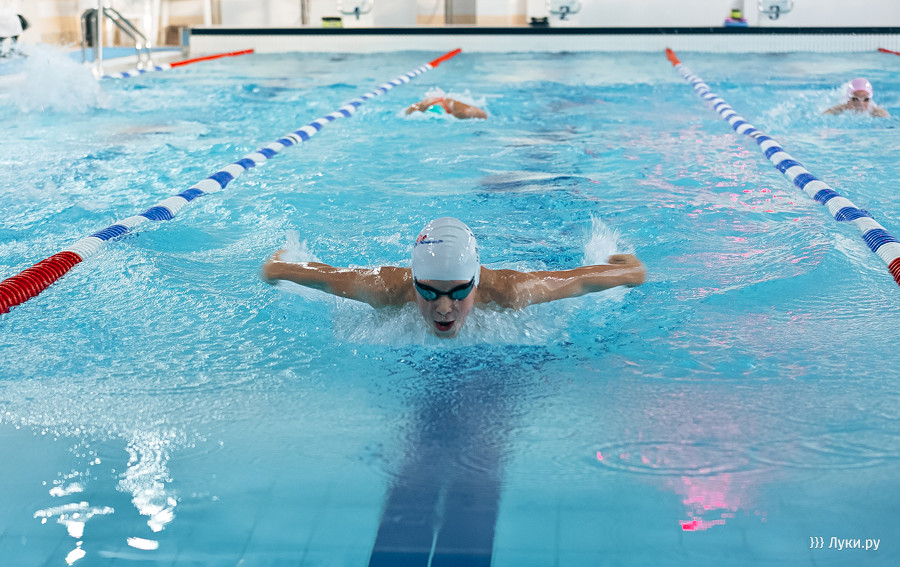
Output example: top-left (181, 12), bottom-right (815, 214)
top-left (1, 45), bottom-right (899, 566)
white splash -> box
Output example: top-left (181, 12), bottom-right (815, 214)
top-left (8, 44), bottom-right (108, 113)
top-left (583, 215), bottom-right (624, 265)
top-left (282, 229), bottom-right (320, 262)
top-left (332, 300), bottom-right (565, 346)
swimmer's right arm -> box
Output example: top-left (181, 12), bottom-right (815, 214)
top-left (262, 250), bottom-right (413, 306)
top-left (405, 97), bottom-right (445, 114)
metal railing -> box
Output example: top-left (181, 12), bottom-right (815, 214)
top-left (81, 3), bottom-right (153, 77)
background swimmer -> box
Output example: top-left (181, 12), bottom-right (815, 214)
top-left (406, 96), bottom-right (487, 119)
top-left (824, 77), bottom-right (890, 117)
top-left (262, 217), bottom-right (645, 339)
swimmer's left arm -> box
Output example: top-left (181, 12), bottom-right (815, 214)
top-left (442, 98), bottom-right (487, 120)
top-left (484, 254), bottom-right (646, 308)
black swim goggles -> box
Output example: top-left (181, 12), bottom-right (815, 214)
top-left (413, 277), bottom-right (475, 301)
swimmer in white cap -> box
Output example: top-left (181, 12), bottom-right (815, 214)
top-left (824, 78), bottom-right (890, 117)
top-left (262, 217), bottom-right (645, 338)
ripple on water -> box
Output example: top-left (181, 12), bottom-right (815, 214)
top-left (751, 432), bottom-right (899, 470)
top-left (592, 440), bottom-right (753, 477)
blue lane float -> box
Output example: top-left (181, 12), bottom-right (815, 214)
top-left (0, 49), bottom-right (463, 314)
top-left (665, 48), bottom-right (900, 286)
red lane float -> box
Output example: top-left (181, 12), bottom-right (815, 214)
top-left (169, 49), bottom-right (255, 68)
top-left (0, 252), bottom-right (83, 313)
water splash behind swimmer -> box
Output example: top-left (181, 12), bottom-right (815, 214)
top-left (7, 44), bottom-right (108, 113)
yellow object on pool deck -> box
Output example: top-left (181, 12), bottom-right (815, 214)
top-left (322, 16), bottom-right (342, 28)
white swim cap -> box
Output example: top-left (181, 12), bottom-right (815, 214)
top-left (411, 217), bottom-right (480, 285)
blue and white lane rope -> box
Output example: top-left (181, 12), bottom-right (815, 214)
top-left (665, 48), bottom-right (900, 286)
top-left (0, 48), bottom-right (463, 313)
top-left (103, 64), bottom-right (170, 79)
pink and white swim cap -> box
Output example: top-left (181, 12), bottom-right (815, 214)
top-left (846, 78), bottom-right (874, 99)
top-left (411, 217), bottom-right (480, 285)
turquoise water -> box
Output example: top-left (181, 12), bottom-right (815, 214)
top-left (1, 46), bottom-right (899, 565)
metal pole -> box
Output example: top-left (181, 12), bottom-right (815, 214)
top-left (94, 0), bottom-right (104, 78)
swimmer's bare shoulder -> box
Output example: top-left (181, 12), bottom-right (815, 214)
top-left (475, 267), bottom-right (531, 309)
top-left (368, 266), bottom-right (416, 306)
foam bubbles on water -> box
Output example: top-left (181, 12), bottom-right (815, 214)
top-left (8, 44), bottom-right (108, 113)
top-left (332, 302), bottom-right (565, 346)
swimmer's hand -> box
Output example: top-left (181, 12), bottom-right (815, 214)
top-left (605, 254), bottom-right (646, 287)
top-left (261, 249), bottom-right (289, 285)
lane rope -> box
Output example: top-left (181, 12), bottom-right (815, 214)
top-left (0, 48), bottom-right (463, 314)
top-left (877, 47), bottom-right (900, 56)
top-left (102, 49), bottom-right (255, 79)
top-left (665, 48), bottom-right (900, 286)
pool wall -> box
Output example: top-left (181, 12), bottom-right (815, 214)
top-left (16, 0), bottom-right (900, 50)
top-left (219, 0), bottom-right (900, 29)
top-left (187, 26), bottom-right (900, 55)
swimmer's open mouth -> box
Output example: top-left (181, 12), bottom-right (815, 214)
top-left (435, 320), bottom-right (455, 332)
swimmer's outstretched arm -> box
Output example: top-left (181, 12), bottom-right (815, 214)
top-left (405, 97), bottom-right (445, 114)
top-left (824, 103), bottom-right (890, 117)
top-left (480, 254), bottom-right (646, 309)
top-left (262, 250), bottom-right (413, 307)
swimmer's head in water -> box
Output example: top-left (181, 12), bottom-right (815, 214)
top-left (847, 78), bottom-right (874, 98)
top-left (411, 217), bottom-right (480, 338)
top-left (846, 78), bottom-right (874, 112)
